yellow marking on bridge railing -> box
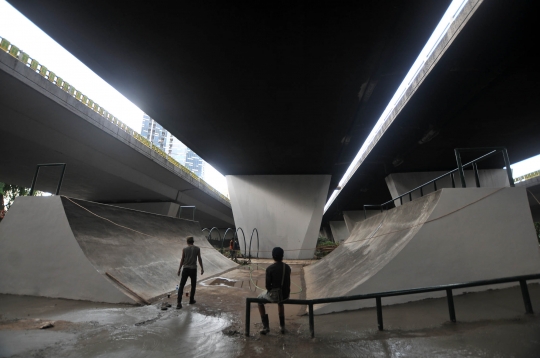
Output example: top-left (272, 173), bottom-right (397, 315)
top-left (514, 170), bottom-right (540, 183)
top-left (0, 35), bottom-right (229, 203)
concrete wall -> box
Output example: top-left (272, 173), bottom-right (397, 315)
top-left (329, 221), bottom-right (349, 243)
top-left (227, 175), bottom-right (330, 259)
top-left (319, 226), bottom-right (334, 242)
top-left (386, 170), bottom-right (510, 206)
top-left (343, 210), bottom-right (380, 232)
top-left (305, 187), bottom-right (540, 314)
top-left (0, 196), bottom-right (136, 304)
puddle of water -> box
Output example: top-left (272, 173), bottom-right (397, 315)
top-left (201, 277), bottom-right (238, 288)
top-left (73, 311), bottom-right (239, 357)
top-left (0, 330), bottom-right (75, 357)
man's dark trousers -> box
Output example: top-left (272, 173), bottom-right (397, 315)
top-left (179, 268), bottom-right (197, 303)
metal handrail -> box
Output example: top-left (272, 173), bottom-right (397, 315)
top-left (245, 273), bottom-right (540, 338)
top-left (364, 148), bottom-right (515, 219)
top-left (202, 228), bottom-right (210, 238)
top-left (221, 227), bottom-right (235, 250)
top-left (29, 163), bottom-right (67, 196)
top-left (206, 227), bottom-right (222, 245)
top-left (248, 228), bottom-right (260, 259)
top-left (234, 227), bottom-right (247, 257)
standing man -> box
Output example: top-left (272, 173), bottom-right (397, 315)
top-left (257, 247), bottom-right (291, 334)
top-left (176, 236), bottom-right (204, 309)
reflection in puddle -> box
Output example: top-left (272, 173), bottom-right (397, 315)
top-left (210, 278), bottom-right (237, 287)
top-left (201, 277), bottom-right (238, 288)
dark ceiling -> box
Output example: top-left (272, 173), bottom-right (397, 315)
top-left (8, 0), bottom-right (450, 174)
top-left (8, 0), bottom-right (540, 222)
top-left (325, 0), bottom-right (540, 220)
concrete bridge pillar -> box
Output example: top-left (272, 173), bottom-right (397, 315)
top-left (226, 175), bottom-right (330, 259)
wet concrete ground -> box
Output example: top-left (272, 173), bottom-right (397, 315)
top-left (1, 260), bottom-right (539, 357)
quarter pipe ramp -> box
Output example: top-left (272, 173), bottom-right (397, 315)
top-left (0, 196), bottom-right (237, 304)
top-left (305, 188), bottom-right (540, 314)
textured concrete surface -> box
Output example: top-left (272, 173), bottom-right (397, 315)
top-left (305, 188), bottom-right (540, 314)
top-left (0, 196), bottom-right (237, 304)
top-left (227, 175), bottom-right (330, 259)
top-left (329, 221), bottom-right (349, 243)
top-left (0, 196), bottom-right (135, 304)
top-left (1, 266), bottom-right (539, 357)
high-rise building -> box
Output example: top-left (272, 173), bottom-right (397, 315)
top-left (166, 132), bottom-right (188, 165)
top-left (141, 115), bottom-right (203, 176)
top-left (186, 149), bottom-right (204, 177)
top-left (141, 114), bottom-right (168, 150)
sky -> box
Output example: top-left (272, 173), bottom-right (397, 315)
top-left (0, 0), bottom-right (229, 196)
top-left (1, 1), bottom-right (538, 200)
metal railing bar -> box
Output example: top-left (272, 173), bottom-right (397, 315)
top-left (221, 227), bottom-right (235, 251)
top-left (235, 227), bottom-right (247, 257)
top-left (376, 297), bottom-right (383, 331)
top-left (248, 228), bottom-right (260, 259)
top-left (473, 162), bottom-right (481, 187)
top-left (519, 279), bottom-right (534, 314)
top-left (29, 163), bottom-right (67, 196)
top-left (367, 148), bottom-right (507, 212)
top-left (446, 289), bottom-right (456, 322)
top-left (244, 273), bottom-right (540, 337)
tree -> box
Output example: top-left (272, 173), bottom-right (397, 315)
top-left (0, 182), bottom-right (42, 219)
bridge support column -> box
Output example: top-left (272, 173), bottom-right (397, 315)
top-left (226, 175), bottom-right (330, 259)
top-left (329, 221), bottom-right (349, 243)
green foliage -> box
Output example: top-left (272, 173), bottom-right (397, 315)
top-left (0, 182), bottom-right (42, 210)
top-left (317, 236), bottom-right (335, 247)
top-left (314, 236), bottom-right (338, 259)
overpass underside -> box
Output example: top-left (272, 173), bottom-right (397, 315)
top-left (0, 50), bottom-right (233, 229)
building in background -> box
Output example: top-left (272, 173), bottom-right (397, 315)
top-left (141, 115), bottom-right (204, 177)
top-left (167, 132), bottom-right (188, 165)
top-left (186, 149), bottom-right (204, 177)
top-left (141, 114), bottom-right (168, 150)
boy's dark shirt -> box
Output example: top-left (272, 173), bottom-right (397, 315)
top-left (265, 262), bottom-right (291, 300)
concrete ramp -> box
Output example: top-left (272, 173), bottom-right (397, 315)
top-left (0, 196), bottom-right (237, 304)
top-left (305, 188), bottom-right (540, 314)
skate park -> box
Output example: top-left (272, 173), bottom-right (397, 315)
top-left (2, 0), bottom-right (540, 357)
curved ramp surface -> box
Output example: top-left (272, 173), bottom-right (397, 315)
top-left (0, 196), bottom-right (236, 304)
top-left (305, 188), bottom-right (540, 314)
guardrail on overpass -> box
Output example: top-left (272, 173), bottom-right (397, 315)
top-left (0, 36), bottom-right (229, 204)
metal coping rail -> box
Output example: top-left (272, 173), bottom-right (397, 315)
top-left (364, 147), bottom-right (515, 219)
top-left (245, 273), bottom-right (540, 338)
top-left (0, 36), bottom-right (229, 205)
